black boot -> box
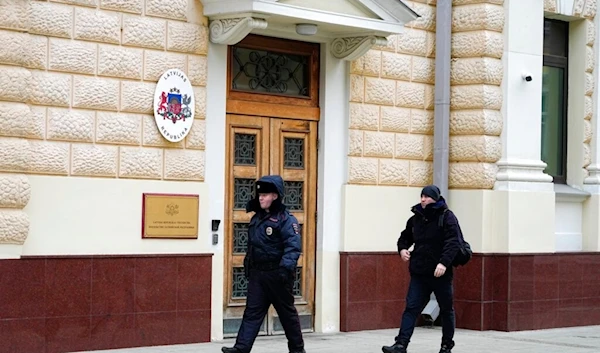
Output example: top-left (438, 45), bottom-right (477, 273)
top-left (290, 349), bottom-right (306, 353)
top-left (439, 343), bottom-right (453, 353)
top-left (221, 347), bottom-right (241, 353)
top-left (382, 342), bottom-right (407, 353)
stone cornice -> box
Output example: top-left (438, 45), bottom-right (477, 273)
top-left (330, 36), bottom-right (388, 61)
top-left (495, 159), bottom-right (554, 184)
top-left (209, 17), bottom-right (268, 45)
top-left (584, 164), bottom-right (600, 185)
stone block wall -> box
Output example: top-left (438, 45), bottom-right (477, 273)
top-left (449, 0), bottom-right (504, 189)
top-left (347, 0), bottom-right (506, 189)
top-left (348, 0), bottom-right (437, 186)
top-left (0, 0), bottom-right (208, 246)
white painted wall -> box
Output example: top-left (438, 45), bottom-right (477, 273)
top-left (22, 176), bottom-right (211, 255)
top-left (205, 41), bottom-right (228, 341)
top-left (342, 185), bottom-right (421, 252)
top-left (279, 0), bottom-right (378, 18)
top-left (314, 43), bottom-right (348, 333)
top-left (343, 185), bottom-right (558, 254)
top-left (555, 0), bottom-right (577, 16)
top-left (555, 201), bottom-right (584, 251)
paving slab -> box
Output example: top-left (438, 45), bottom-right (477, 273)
top-left (81, 325), bottom-right (600, 353)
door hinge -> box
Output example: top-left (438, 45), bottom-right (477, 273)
top-left (317, 139), bottom-right (320, 151)
top-left (315, 211), bottom-right (318, 224)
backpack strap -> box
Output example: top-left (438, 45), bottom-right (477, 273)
top-left (438, 208), bottom-right (449, 228)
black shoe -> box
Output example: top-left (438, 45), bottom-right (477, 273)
top-left (221, 347), bottom-right (241, 353)
top-left (439, 344), bottom-right (453, 353)
top-left (289, 350), bottom-right (306, 353)
top-left (382, 342), bottom-right (407, 353)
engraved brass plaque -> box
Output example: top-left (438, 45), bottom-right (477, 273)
top-left (142, 193), bottom-right (199, 239)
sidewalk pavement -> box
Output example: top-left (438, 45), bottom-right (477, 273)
top-left (82, 325), bottom-right (600, 353)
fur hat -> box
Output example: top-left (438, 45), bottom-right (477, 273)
top-left (256, 181), bottom-right (279, 195)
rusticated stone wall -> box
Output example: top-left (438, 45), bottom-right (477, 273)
top-left (449, 0), bottom-right (504, 189)
top-left (348, 0), bottom-right (436, 186)
top-left (544, 0), bottom-right (597, 180)
top-left (0, 0), bottom-right (208, 246)
top-left (348, 0), bottom-right (505, 189)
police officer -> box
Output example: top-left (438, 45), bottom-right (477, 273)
top-left (222, 175), bottom-right (305, 353)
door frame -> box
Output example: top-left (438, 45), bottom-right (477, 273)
top-left (222, 116), bottom-right (318, 336)
top-left (205, 35), bottom-right (350, 340)
top-left (222, 34), bottom-right (321, 337)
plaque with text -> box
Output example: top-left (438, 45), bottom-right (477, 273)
top-left (142, 193), bottom-right (199, 239)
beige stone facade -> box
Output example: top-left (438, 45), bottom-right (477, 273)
top-left (348, 1), bottom-right (436, 186)
top-left (1, 0), bottom-right (598, 250)
top-left (2, 1), bottom-right (600, 348)
top-left (0, 0), bottom-right (208, 245)
top-left (348, 0), bottom-right (505, 189)
top-left (449, 0), bottom-right (504, 189)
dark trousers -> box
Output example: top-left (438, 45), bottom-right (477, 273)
top-left (234, 269), bottom-right (304, 353)
top-left (395, 274), bottom-right (455, 348)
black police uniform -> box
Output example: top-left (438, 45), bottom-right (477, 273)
top-left (222, 175), bottom-right (305, 353)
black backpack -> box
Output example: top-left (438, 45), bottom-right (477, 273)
top-left (438, 209), bottom-right (472, 267)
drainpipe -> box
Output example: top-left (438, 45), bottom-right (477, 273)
top-left (433, 0), bottom-right (452, 197)
top-left (421, 0), bottom-right (452, 325)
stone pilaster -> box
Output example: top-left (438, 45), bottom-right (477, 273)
top-left (495, 0), bottom-right (553, 191)
top-left (450, 1), bottom-right (505, 189)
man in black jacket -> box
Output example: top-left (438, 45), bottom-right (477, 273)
top-left (382, 185), bottom-right (460, 353)
top-left (222, 175), bottom-right (305, 353)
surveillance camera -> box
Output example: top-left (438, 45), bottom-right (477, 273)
top-left (522, 72), bottom-right (532, 82)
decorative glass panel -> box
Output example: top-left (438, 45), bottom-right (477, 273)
top-left (234, 133), bottom-right (256, 166)
top-left (233, 223), bottom-right (249, 254)
top-left (283, 181), bottom-right (303, 211)
top-left (232, 267), bottom-right (248, 298)
top-left (234, 178), bottom-right (255, 209)
top-left (231, 47), bottom-right (309, 97)
top-left (284, 138), bottom-right (304, 169)
top-left (293, 267), bottom-right (302, 297)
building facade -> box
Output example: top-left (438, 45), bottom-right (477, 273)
top-left (1, 0), bottom-right (600, 352)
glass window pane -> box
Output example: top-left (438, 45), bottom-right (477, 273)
top-left (234, 178), bottom-right (255, 210)
top-left (231, 47), bottom-right (310, 97)
top-left (541, 66), bottom-right (566, 178)
top-left (283, 181), bottom-right (303, 211)
top-left (233, 223), bottom-right (249, 254)
top-left (284, 137), bottom-right (305, 169)
top-left (293, 267), bottom-right (302, 297)
top-left (543, 19), bottom-right (568, 57)
top-left (234, 133), bottom-right (256, 166)
top-left (232, 267), bottom-right (248, 298)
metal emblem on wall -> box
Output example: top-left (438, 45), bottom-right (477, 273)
top-left (153, 69), bottom-right (195, 142)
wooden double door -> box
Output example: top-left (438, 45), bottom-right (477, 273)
top-left (223, 114), bottom-right (318, 336)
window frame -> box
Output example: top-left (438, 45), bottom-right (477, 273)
top-left (542, 18), bottom-right (569, 184)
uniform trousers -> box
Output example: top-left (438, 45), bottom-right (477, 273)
top-left (234, 268), bottom-right (304, 353)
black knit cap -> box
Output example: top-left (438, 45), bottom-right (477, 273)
top-left (421, 184), bottom-right (441, 201)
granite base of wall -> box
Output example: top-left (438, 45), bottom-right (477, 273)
top-left (0, 254), bottom-right (212, 353)
top-left (340, 252), bottom-right (600, 332)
